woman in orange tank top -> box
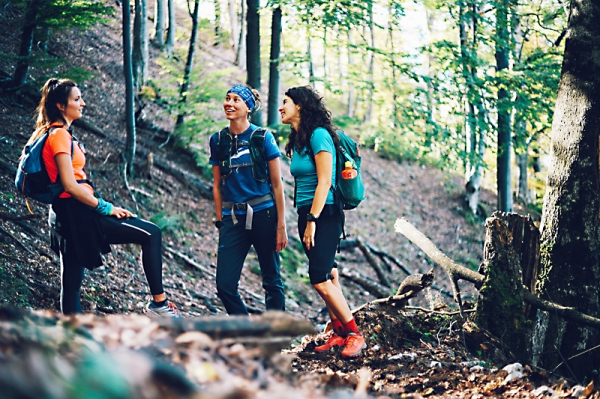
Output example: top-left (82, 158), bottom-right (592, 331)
top-left (28, 78), bottom-right (181, 318)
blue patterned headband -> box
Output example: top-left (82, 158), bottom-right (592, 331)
top-left (227, 85), bottom-right (256, 112)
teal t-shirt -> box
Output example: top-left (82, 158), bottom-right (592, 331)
top-left (290, 127), bottom-right (336, 208)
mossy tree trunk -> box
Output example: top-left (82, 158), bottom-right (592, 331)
top-left (536, 0), bottom-right (600, 381)
top-left (474, 212), bottom-right (528, 360)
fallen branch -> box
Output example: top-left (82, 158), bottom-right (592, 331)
top-left (165, 246), bottom-right (215, 277)
top-left (0, 225), bottom-right (36, 256)
top-left (351, 271), bottom-right (435, 314)
top-left (159, 311), bottom-right (317, 339)
top-left (394, 217), bottom-right (600, 329)
top-left (404, 306), bottom-right (476, 316)
top-left (0, 212), bottom-right (42, 222)
top-left (339, 268), bottom-right (391, 298)
top-left (355, 236), bottom-right (391, 287)
top-left (395, 217), bottom-right (483, 315)
top-left (72, 118), bottom-right (107, 138)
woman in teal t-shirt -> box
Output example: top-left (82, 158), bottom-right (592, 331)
top-left (280, 86), bottom-right (365, 358)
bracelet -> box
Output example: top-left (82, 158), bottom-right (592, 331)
top-left (95, 198), bottom-right (114, 216)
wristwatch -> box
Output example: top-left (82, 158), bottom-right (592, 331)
top-left (306, 213), bottom-right (319, 222)
top-left (214, 220), bottom-right (224, 229)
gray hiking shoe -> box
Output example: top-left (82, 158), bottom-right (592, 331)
top-left (146, 300), bottom-right (182, 318)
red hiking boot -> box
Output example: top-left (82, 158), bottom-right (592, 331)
top-left (341, 333), bottom-right (366, 358)
top-left (315, 331), bottom-right (346, 352)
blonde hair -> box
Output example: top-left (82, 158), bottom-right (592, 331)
top-left (24, 78), bottom-right (77, 150)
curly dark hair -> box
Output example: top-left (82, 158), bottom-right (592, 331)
top-left (284, 86), bottom-right (340, 157)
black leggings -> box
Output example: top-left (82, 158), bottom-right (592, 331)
top-left (61, 216), bottom-right (163, 314)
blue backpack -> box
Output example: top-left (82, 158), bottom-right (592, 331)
top-left (15, 126), bottom-right (73, 207)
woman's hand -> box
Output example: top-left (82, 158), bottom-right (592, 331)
top-left (303, 221), bottom-right (316, 250)
top-left (276, 226), bottom-right (288, 252)
top-left (110, 206), bottom-right (136, 219)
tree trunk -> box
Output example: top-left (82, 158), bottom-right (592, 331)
top-left (175, 0), bottom-right (200, 129)
top-left (347, 30), bottom-right (354, 118)
top-left (364, 3), bottom-right (375, 123)
top-left (307, 34), bottom-right (315, 88)
top-left (133, 0), bottom-right (149, 88)
top-left (460, 0), bottom-right (486, 216)
top-left (474, 212), bottom-right (528, 361)
top-left (165, 0), bottom-right (176, 52)
top-left (246, 0), bottom-right (262, 125)
top-left (10, 0), bottom-right (41, 87)
top-left (123, 0), bottom-right (136, 176)
top-left (213, 0), bottom-right (222, 45)
top-left (154, 0), bottom-right (167, 47)
top-left (536, 0), bottom-right (600, 380)
top-left (516, 120), bottom-right (531, 205)
top-left (267, 6), bottom-right (282, 127)
top-left (495, 0), bottom-right (513, 212)
top-left (227, 0), bottom-right (239, 52)
top-left (235, 0), bottom-right (246, 69)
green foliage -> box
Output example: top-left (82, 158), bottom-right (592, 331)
top-left (39, 0), bottom-right (115, 30)
top-left (151, 52), bottom-right (237, 175)
top-left (150, 212), bottom-right (182, 234)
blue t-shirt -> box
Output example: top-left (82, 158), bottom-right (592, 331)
top-left (209, 124), bottom-right (281, 215)
top-left (290, 127), bottom-right (336, 208)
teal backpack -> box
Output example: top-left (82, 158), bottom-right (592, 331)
top-left (306, 130), bottom-right (365, 210)
top-left (334, 131), bottom-right (365, 210)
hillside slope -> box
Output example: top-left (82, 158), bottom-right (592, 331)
top-left (0, 2), bottom-right (495, 321)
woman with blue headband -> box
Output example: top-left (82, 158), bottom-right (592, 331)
top-left (208, 84), bottom-right (287, 315)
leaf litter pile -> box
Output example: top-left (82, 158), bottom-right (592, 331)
top-left (1, 303), bottom-right (597, 399)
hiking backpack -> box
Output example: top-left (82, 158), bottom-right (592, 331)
top-left (15, 126), bottom-right (73, 206)
top-left (334, 131), bottom-right (365, 209)
top-left (216, 127), bottom-right (269, 183)
top-left (305, 130), bottom-right (366, 210)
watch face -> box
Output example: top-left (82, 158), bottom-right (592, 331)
top-left (306, 213), bottom-right (317, 221)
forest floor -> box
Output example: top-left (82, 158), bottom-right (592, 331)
top-left (0, 2), bottom-right (596, 399)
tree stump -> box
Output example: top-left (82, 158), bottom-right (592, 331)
top-left (474, 211), bottom-right (528, 360)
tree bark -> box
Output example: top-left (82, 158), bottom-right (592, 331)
top-left (267, 6), bottom-right (281, 127)
top-left (347, 30), bottom-right (354, 118)
top-left (227, 0), bottom-right (239, 52)
top-left (235, 0), bottom-right (246, 69)
top-left (133, 0), bottom-right (149, 88)
top-left (536, 0), bottom-right (600, 379)
top-left (495, 0), bottom-right (513, 212)
top-left (153, 0), bottom-right (167, 47)
top-left (10, 0), bottom-right (42, 87)
top-left (165, 0), bottom-right (176, 52)
top-left (474, 213), bottom-right (528, 361)
top-left (364, 3), bottom-right (375, 123)
top-left (307, 34), bottom-right (315, 88)
top-left (175, 0), bottom-right (200, 130)
top-left (123, 0), bottom-right (136, 176)
top-left (246, 0), bottom-right (262, 125)
top-left (213, 0), bottom-right (222, 45)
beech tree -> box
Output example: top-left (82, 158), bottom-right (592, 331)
top-left (246, 0), bottom-right (262, 125)
top-left (536, 0), bottom-right (600, 380)
top-left (123, 0), bottom-right (136, 176)
top-left (267, 6), bottom-right (282, 127)
top-left (154, 0), bottom-right (167, 47)
top-left (166, 0), bottom-right (176, 52)
top-left (133, 0), bottom-right (149, 88)
top-left (175, 0), bottom-right (200, 129)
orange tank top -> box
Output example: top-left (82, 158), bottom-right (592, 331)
top-left (42, 124), bottom-right (94, 198)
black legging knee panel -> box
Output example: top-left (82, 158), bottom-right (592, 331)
top-left (99, 216), bottom-right (164, 295)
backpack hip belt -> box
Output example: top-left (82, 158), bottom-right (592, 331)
top-left (222, 193), bottom-right (273, 229)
